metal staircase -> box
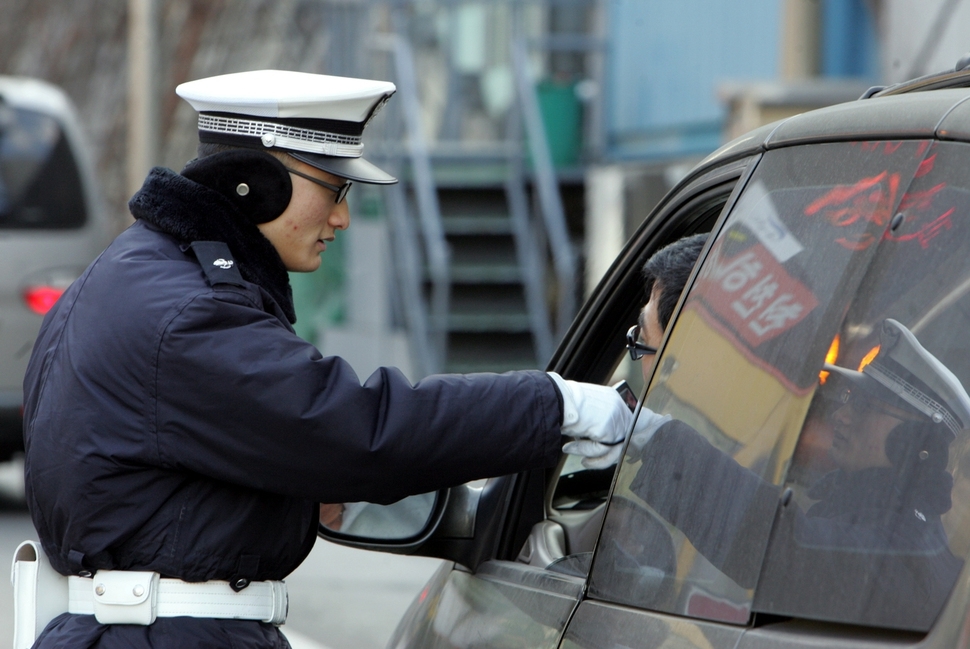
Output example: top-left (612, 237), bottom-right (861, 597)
top-left (438, 182), bottom-right (535, 372)
top-left (371, 1), bottom-right (600, 377)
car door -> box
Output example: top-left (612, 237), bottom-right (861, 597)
top-left (563, 137), bottom-right (970, 648)
top-left (368, 155), bottom-right (757, 649)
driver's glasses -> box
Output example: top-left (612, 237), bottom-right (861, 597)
top-left (286, 167), bottom-right (353, 204)
top-left (626, 324), bottom-right (657, 361)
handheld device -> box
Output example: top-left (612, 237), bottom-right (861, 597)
top-left (612, 380), bottom-right (638, 412)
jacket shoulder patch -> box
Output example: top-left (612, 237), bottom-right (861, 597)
top-left (189, 241), bottom-right (247, 288)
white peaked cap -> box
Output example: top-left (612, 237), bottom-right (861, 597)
top-left (177, 70), bottom-right (396, 121)
top-left (826, 319), bottom-right (970, 438)
top-left (176, 70), bottom-right (398, 184)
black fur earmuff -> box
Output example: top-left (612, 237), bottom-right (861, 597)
top-left (181, 149), bottom-right (292, 224)
top-left (886, 420), bottom-right (950, 475)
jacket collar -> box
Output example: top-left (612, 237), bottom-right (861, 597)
top-left (128, 167), bottom-right (296, 323)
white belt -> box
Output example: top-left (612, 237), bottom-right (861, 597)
top-left (68, 573), bottom-right (288, 625)
top-left (12, 540), bottom-right (286, 649)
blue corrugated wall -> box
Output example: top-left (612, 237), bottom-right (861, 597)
top-left (604, 0), bottom-right (878, 160)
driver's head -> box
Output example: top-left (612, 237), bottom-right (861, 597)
top-left (825, 319), bottom-right (970, 473)
top-left (633, 234), bottom-right (707, 381)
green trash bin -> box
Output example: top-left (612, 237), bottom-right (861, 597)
top-left (535, 80), bottom-right (583, 168)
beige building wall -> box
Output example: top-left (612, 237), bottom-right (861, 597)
top-left (880, 0), bottom-right (970, 83)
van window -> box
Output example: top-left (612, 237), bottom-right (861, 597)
top-left (0, 103), bottom-right (87, 229)
top-left (752, 140), bottom-right (970, 631)
top-left (588, 140), bottom-right (961, 628)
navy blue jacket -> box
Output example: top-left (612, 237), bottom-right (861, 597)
top-left (23, 168), bottom-right (563, 648)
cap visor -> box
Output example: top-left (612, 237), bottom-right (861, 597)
top-left (290, 152), bottom-right (397, 185)
top-left (823, 364), bottom-right (925, 417)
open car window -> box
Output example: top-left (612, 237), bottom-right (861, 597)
top-left (588, 140), bottom-right (970, 629)
top-left (532, 167), bottom-right (746, 578)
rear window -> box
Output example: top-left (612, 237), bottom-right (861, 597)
top-left (591, 140), bottom-right (970, 633)
top-left (0, 101), bottom-right (87, 229)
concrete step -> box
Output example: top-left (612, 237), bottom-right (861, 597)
top-left (448, 236), bottom-right (516, 263)
top-left (447, 285), bottom-right (529, 332)
top-left (441, 215), bottom-right (512, 236)
top-left (448, 312), bottom-right (531, 332)
top-left (448, 263), bottom-right (521, 283)
top-left (444, 332), bottom-right (538, 373)
top-left (449, 284), bottom-right (530, 333)
top-left (438, 188), bottom-right (508, 216)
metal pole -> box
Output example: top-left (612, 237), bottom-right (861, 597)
top-left (127, 0), bottom-right (159, 197)
top-left (390, 25), bottom-right (451, 374)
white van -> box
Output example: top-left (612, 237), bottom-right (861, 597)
top-left (0, 76), bottom-right (113, 460)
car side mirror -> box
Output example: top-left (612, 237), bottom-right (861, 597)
top-left (316, 479), bottom-right (493, 557)
top-left (317, 491), bottom-right (445, 550)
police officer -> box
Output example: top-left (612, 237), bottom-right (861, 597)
top-left (19, 70), bottom-right (631, 648)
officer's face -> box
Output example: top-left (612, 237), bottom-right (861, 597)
top-left (829, 391), bottom-right (913, 472)
top-left (258, 158), bottom-right (351, 272)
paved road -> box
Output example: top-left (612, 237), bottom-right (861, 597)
top-left (0, 502), bottom-right (444, 649)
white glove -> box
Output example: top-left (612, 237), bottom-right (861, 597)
top-left (549, 372), bottom-right (634, 469)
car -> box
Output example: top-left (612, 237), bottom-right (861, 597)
top-left (318, 66), bottom-right (970, 649)
top-left (0, 76), bottom-right (112, 461)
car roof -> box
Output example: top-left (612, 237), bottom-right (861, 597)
top-left (698, 75), bottom-right (970, 171)
top-left (0, 75), bottom-right (76, 121)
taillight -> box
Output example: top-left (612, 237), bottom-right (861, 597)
top-left (23, 286), bottom-right (65, 315)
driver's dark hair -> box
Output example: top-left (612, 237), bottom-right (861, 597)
top-left (642, 233), bottom-right (707, 330)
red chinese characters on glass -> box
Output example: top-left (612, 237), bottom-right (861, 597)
top-left (803, 142), bottom-right (955, 251)
top-left (696, 243), bottom-right (819, 347)
top-left (803, 171), bottom-right (901, 251)
top-left (888, 180), bottom-right (954, 248)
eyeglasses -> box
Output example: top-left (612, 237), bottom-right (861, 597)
top-left (625, 324), bottom-right (658, 361)
top-left (285, 167), bottom-right (353, 204)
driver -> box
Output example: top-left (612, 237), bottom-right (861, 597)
top-left (565, 233), bottom-right (708, 469)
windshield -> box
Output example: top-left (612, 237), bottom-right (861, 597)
top-left (591, 140), bottom-right (970, 632)
top-left (0, 101), bottom-right (87, 229)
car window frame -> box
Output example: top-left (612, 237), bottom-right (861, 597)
top-left (551, 155), bottom-right (759, 384)
top-left (519, 156), bottom-right (762, 572)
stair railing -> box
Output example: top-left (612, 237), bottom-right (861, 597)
top-left (384, 179), bottom-right (437, 377)
top-left (378, 24), bottom-right (451, 376)
top-left (504, 102), bottom-right (557, 365)
top-left (510, 35), bottom-right (578, 345)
